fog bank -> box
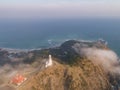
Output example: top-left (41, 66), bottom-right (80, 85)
top-left (73, 44), bottom-right (120, 74)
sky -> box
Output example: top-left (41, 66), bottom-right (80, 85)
top-left (0, 0), bottom-right (120, 19)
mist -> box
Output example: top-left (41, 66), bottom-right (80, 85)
top-left (1, 3), bottom-right (120, 19)
top-left (73, 44), bottom-right (120, 74)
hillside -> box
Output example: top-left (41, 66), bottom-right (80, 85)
top-left (0, 40), bottom-right (120, 90)
top-left (18, 40), bottom-right (114, 90)
top-left (18, 59), bottom-right (111, 90)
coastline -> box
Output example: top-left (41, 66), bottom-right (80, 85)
top-left (0, 39), bottom-right (107, 53)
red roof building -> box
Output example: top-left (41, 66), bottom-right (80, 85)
top-left (10, 74), bottom-right (27, 86)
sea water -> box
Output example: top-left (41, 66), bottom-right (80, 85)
top-left (0, 18), bottom-right (120, 55)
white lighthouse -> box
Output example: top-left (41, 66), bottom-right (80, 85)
top-left (45, 55), bottom-right (53, 68)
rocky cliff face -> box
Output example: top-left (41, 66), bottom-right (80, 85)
top-left (18, 40), bottom-right (114, 90)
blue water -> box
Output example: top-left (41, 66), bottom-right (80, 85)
top-left (0, 18), bottom-right (120, 55)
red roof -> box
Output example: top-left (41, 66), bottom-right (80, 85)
top-left (10, 74), bottom-right (26, 85)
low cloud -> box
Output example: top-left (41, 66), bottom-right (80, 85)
top-left (73, 43), bottom-right (120, 74)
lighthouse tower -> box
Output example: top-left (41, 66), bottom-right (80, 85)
top-left (45, 55), bottom-right (53, 68)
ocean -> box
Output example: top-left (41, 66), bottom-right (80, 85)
top-left (0, 18), bottom-right (120, 55)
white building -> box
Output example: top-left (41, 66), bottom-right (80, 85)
top-left (45, 55), bottom-right (53, 68)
